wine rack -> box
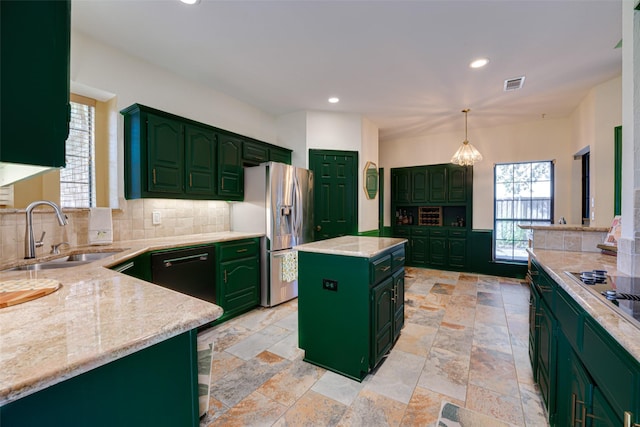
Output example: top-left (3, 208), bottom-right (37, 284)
top-left (418, 206), bottom-right (442, 226)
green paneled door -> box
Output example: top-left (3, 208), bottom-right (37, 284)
top-left (392, 168), bottom-right (411, 203)
top-left (217, 133), bottom-right (243, 199)
top-left (310, 150), bottom-right (358, 240)
top-left (147, 114), bottom-right (184, 194)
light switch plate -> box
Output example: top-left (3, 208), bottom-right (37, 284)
top-left (152, 210), bottom-right (161, 225)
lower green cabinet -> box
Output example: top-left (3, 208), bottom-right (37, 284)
top-left (215, 238), bottom-right (260, 322)
top-left (528, 258), bottom-right (640, 426)
top-left (395, 226), bottom-right (466, 270)
top-left (1, 330), bottom-right (200, 427)
top-left (298, 243), bottom-right (405, 381)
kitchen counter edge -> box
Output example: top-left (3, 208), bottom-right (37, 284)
top-left (0, 231), bottom-right (263, 406)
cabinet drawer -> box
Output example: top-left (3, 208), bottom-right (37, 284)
top-left (448, 229), bottom-right (467, 238)
top-left (582, 318), bottom-right (640, 417)
top-left (217, 238), bottom-right (259, 261)
top-left (391, 247), bottom-right (406, 271)
top-left (430, 229), bottom-right (447, 237)
top-left (394, 227), bottom-right (410, 237)
top-left (412, 227), bottom-right (428, 236)
top-left (370, 254), bottom-right (392, 285)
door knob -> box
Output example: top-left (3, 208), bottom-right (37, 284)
top-left (316, 225), bottom-right (322, 231)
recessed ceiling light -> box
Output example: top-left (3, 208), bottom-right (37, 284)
top-left (328, 97), bottom-right (340, 104)
top-left (180, 0), bottom-right (200, 5)
top-left (470, 58), bottom-right (490, 69)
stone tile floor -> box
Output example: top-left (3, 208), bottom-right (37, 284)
top-left (198, 267), bottom-right (549, 426)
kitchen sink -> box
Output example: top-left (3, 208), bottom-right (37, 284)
top-left (3, 250), bottom-right (123, 272)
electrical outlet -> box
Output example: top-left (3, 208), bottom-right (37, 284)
top-left (152, 210), bottom-right (161, 225)
top-left (322, 279), bottom-right (338, 292)
top-left (591, 211), bottom-right (595, 221)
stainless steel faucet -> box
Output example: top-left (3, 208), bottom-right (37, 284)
top-left (25, 200), bottom-right (68, 259)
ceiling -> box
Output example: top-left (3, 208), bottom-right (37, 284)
top-left (71, 0), bottom-right (622, 142)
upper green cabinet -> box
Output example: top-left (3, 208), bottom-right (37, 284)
top-left (121, 104), bottom-right (291, 201)
top-left (1, 0), bottom-right (70, 168)
top-left (392, 164), bottom-right (470, 205)
top-left (218, 133), bottom-right (243, 200)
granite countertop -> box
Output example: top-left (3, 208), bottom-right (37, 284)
top-left (0, 231), bottom-right (262, 406)
top-left (519, 224), bottom-right (609, 232)
top-left (527, 248), bottom-right (640, 362)
top-left (294, 236), bottom-right (407, 258)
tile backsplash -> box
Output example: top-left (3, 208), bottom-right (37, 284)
top-left (0, 198), bottom-right (229, 264)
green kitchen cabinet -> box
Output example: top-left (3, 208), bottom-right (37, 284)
top-left (147, 113), bottom-right (184, 195)
top-left (269, 146), bottom-right (292, 164)
top-left (215, 238), bottom-right (260, 322)
top-left (447, 230), bottom-right (467, 269)
top-left (392, 168), bottom-right (411, 203)
top-left (217, 133), bottom-right (244, 200)
top-left (297, 241), bottom-right (405, 381)
top-left (1, 330), bottom-right (200, 427)
top-left (428, 165), bottom-right (447, 203)
top-left (1, 0), bottom-right (70, 170)
top-left (185, 124), bottom-right (217, 196)
top-left (411, 167), bottom-right (428, 202)
top-left (242, 140), bottom-right (269, 164)
top-left (557, 330), bottom-right (620, 427)
top-left (372, 276), bottom-right (395, 366)
top-left (528, 257), bottom-right (640, 426)
top-left (428, 229), bottom-right (447, 267)
top-left (410, 233), bottom-right (429, 266)
top-left (447, 166), bottom-right (467, 202)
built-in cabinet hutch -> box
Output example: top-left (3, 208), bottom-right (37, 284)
top-left (391, 163), bottom-right (472, 270)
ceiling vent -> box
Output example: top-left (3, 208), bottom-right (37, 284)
top-left (504, 76), bottom-right (525, 91)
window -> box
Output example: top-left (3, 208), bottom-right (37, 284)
top-left (60, 95), bottom-right (96, 208)
top-left (494, 161), bottom-right (554, 261)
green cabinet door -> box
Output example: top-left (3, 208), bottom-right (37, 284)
top-left (217, 133), bottom-right (244, 200)
top-left (185, 125), bottom-right (216, 196)
top-left (372, 276), bottom-right (394, 367)
top-left (447, 166), bottom-right (467, 202)
top-left (428, 166), bottom-right (447, 203)
top-left (218, 256), bottom-right (259, 321)
top-left (1, 0), bottom-right (70, 168)
top-left (448, 237), bottom-right (467, 269)
top-left (411, 167), bottom-right (428, 202)
top-left (556, 330), bottom-right (592, 427)
top-left (147, 114), bottom-right (184, 194)
top-left (537, 300), bottom-right (557, 418)
top-left (392, 169), bottom-right (411, 203)
top-left (429, 236), bottom-right (447, 267)
top-left (529, 282), bottom-right (540, 379)
top-left (591, 388), bottom-right (622, 427)
top-left (410, 236), bottom-right (428, 266)
top-left (393, 270), bottom-right (405, 343)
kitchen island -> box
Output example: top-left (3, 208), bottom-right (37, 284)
top-left (295, 236), bottom-right (407, 381)
top-left (0, 231), bottom-right (260, 426)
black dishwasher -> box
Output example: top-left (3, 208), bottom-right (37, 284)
top-left (151, 245), bottom-right (216, 303)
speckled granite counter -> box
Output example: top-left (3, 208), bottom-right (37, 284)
top-left (0, 231), bottom-right (261, 406)
top-left (527, 248), bottom-right (640, 362)
top-left (294, 235), bottom-right (407, 257)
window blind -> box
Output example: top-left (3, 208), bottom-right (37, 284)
top-left (60, 99), bottom-right (96, 208)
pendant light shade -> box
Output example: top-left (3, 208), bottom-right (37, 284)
top-left (451, 109), bottom-right (483, 166)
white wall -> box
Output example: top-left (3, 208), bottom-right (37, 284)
top-left (71, 31), bottom-right (279, 203)
top-left (569, 76), bottom-right (622, 227)
top-left (360, 117), bottom-right (380, 232)
top-left (380, 118), bottom-right (573, 230)
top-left (276, 111), bottom-right (308, 168)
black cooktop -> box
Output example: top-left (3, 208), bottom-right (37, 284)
top-left (566, 271), bottom-right (640, 329)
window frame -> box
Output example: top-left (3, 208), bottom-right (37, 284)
top-left (493, 160), bottom-right (555, 262)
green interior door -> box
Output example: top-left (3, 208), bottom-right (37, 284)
top-left (309, 150), bottom-right (358, 240)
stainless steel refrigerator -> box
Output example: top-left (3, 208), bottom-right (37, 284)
top-left (231, 162), bottom-right (314, 307)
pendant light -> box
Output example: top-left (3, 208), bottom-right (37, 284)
top-left (451, 109), bottom-right (483, 166)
